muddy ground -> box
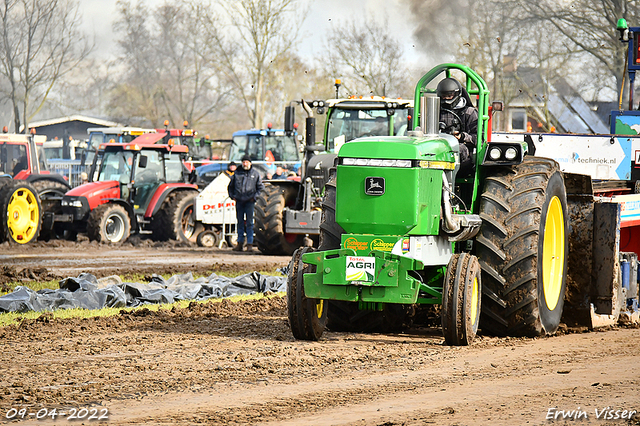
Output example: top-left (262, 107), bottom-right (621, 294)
top-left (1, 239), bottom-right (640, 425)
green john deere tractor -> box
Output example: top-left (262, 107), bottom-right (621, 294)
top-left (287, 63), bottom-right (569, 345)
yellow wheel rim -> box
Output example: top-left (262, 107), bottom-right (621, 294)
top-left (315, 299), bottom-right (324, 319)
top-left (6, 187), bottom-right (40, 244)
top-left (542, 196), bottom-right (565, 311)
top-left (470, 275), bottom-right (479, 325)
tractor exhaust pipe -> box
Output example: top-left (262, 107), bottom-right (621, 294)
top-left (301, 99), bottom-right (316, 165)
top-left (441, 172), bottom-right (482, 241)
top-left (421, 94), bottom-right (440, 136)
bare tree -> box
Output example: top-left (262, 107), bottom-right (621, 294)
top-left (323, 15), bottom-right (410, 98)
top-left (109, 0), bottom-right (163, 126)
top-left (517, 0), bottom-right (640, 103)
top-left (110, 0), bottom-right (232, 130)
top-left (0, 0), bottom-right (91, 133)
top-left (153, 1), bottom-right (232, 128)
top-left (217, 0), bottom-right (305, 128)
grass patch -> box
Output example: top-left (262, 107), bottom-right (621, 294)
top-left (0, 268), bottom-right (287, 327)
top-left (0, 291), bottom-right (286, 328)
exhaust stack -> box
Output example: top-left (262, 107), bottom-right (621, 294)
top-left (421, 94), bottom-right (440, 136)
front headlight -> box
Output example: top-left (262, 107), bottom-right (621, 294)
top-left (489, 147), bottom-right (502, 160)
top-left (62, 199), bottom-right (83, 208)
top-left (505, 147), bottom-right (518, 160)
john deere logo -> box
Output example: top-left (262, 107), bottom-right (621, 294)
top-left (365, 177), bottom-right (385, 195)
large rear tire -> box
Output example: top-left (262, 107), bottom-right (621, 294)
top-left (151, 191), bottom-right (201, 242)
top-left (287, 247), bottom-right (327, 340)
top-left (87, 203), bottom-right (131, 243)
top-left (442, 253), bottom-right (481, 345)
top-left (31, 179), bottom-right (70, 241)
top-left (477, 156), bottom-right (568, 337)
top-left (0, 181), bottom-right (42, 244)
top-left (254, 184), bottom-right (304, 255)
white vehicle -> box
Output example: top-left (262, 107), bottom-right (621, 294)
top-left (194, 172), bottom-right (237, 248)
top-left (43, 139), bottom-right (86, 161)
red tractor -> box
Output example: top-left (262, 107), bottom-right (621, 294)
top-left (59, 139), bottom-right (200, 243)
top-left (0, 130), bottom-right (71, 243)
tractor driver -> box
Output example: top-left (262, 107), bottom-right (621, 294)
top-left (437, 77), bottom-right (478, 177)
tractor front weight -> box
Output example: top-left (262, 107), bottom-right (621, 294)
top-left (302, 247), bottom-right (444, 306)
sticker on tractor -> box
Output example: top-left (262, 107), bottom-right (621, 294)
top-left (346, 256), bottom-right (375, 282)
top-left (370, 238), bottom-right (394, 252)
top-left (343, 237), bottom-right (369, 252)
top-left (401, 238), bottom-right (410, 253)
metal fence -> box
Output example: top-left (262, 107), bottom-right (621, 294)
top-left (47, 159), bottom-right (88, 188)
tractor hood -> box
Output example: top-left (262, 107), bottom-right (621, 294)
top-left (66, 180), bottom-right (119, 197)
top-left (338, 134), bottom-right (458, 163)
top-left (335, 134), bottom-right (458, 236)
top-left (65, 181), bottom-right (121, 210)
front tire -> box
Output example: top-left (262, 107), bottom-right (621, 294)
top-left (31, 179), bottom-right (70, 241)
top-left (254, 184), bottom-right (304, 255)
top-left (87, 203), bottom-right (131, 243)
top-left (442, 253), bottom-right (481, 345)
top-left (477, 157), bottom-right (568, 337)
top-left (288, 247), bottom-right (327, 340)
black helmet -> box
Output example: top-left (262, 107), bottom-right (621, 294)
top-left (437, 78), bottom-right (462, 107)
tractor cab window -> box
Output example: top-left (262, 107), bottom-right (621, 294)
top-left (265, 133), bottom-right (299, 162)
top-left (98, 151), bottom-right (135, 183)
top-left (88, 133), bottom-right (104, 152)
top-left (165, 152), bottom-right (184, 182)
top-left (229, 134), bottom-right (263, 161)
top-left (121, 134), bottom-right (136, 144)
top-left (326, 108), bottom-right (409, 151)
top-left (0, 144), bottom-right (28, 176)
top-left (136, 150), bottom-right (162, 183)
top-left (187, 138), bottom-right (212, 160)
top-left (36, 145), bottom-right (48, 171)
top-left (8, 145), bottom-right (28, 176)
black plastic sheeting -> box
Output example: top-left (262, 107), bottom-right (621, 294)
top-left (0, 272), bottom-right (287, 314)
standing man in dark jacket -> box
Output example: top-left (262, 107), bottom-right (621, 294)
top-left (228, 155), bottom-right (264, 252)
top-left (437, 77), bottom-right (478, 177)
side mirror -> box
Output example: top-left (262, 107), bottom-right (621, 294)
top-left (138, 155), bottom-right (148, 169)
top-left (491, 101), bottom-right (504, 112)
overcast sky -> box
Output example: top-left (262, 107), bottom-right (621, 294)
top-left (79, 0), bottom-right (423, 64)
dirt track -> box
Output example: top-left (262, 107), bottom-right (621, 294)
top-left (1, 240), bottom-right (640, 425)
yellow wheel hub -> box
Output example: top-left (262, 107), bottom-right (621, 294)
top-left (470, 276), bottom-right (479, 325)
top-left (315, 299), bottom-right (324, 319)
top-left (6, 187), bottom-right (40, 244)
top-left (542, 196), bottom-right (565, 311)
